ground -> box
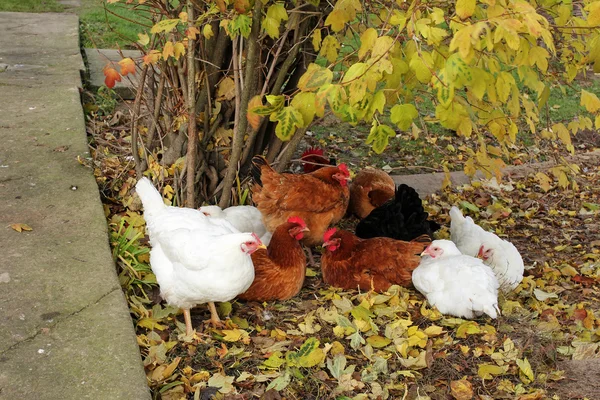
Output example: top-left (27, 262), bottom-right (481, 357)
top-left (85, 89), bottom-right (600, 399)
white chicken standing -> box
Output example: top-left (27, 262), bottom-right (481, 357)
top-left (136, 178), bottom-right (265, 335)
top-left (413, 240), bottom-right (500, 319)
top-left (199, 205), bottom-right (272, 245)
top-left (449, 206), bottom-right (524, 291)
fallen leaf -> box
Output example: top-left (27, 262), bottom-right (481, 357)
top-left (450, 378), bottom-right (473, 400)
top-left (10, 223), bottom-right (32, 232)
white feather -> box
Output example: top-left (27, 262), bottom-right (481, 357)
top-left (412, 240), bottom-right (500, 319)
top-left (449, 206), bottom-right (524, 291)
top-left (136, 178), bottom-right (256, 309)
top-left (199, 205), bottom-right (271, 245)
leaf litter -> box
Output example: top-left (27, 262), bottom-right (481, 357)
top-left (87, 109), bottom-right (600, 399)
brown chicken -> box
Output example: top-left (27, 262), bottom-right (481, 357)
top-left (320, 228), bottom-right (431, 292)
top-left (348, 168), bottom-right (395, 219)
top-left (251, 155), bottom-right (350, 246)
top-left (238, 217), bottom-right (309, 301)
top-left (300, 147), bottom-right (335, 173)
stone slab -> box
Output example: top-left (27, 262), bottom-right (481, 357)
top-left (84, 48), bottom-right (142, 99)
top-left (0, 12), bottom-right (150, 399)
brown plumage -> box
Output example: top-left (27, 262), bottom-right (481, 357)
top-left (348, 168), bottom-right (395, 219)
top-left (321, 228), bottom-right (431, 292)
top-left (251, 155), bottom-right (350, 246)
top-left (238, 217), bottom-right (308, 301)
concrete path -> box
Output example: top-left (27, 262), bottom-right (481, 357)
top-left (0, 12), bottom-right (150, 399)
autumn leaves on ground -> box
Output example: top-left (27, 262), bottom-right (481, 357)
top-left (88, 104), bottom-right (600, 400)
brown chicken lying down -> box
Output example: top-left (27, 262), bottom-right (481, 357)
top-left (321, 228), bottom-right (431, 292)
top-left (238, 217), bottom-right (309, 301)
top-left (251, 155), bottom-right (351, 247)
top-left (348, 168), bottom-right (395, 219)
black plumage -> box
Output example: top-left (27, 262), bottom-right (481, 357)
top-left (355, 184), bottom-right (440, 241)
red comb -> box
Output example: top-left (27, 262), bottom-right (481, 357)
top-left (323, 227), bottom-right (337, 242)
top-left (301, 147), bottom-right (325, 159)
top-left (338, 163), bottom-right (349, 176)
top-left (287, 216), bottom-right (306, 227)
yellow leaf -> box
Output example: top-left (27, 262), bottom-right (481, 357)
top-left (10, 223), bottom-right (33, 232)
top-left (535, 172), bottom-right (552, 192)
top-left (552, 123), bottom-right (574, 154)
top-left (298, 63), bottom-right (333, 92)
top-left (366, 335), bottom-right (392, 348)
top-left (390, 104), bottom-right (418, 131)
top-left (456, 0), bottom-right (476, 19)
top-left (173, 42), bottom-right (186, 60)
top-left (423, 325), bottom-right (444, 337)
top-left (587, 1), bottom-right (600, 27)
top-left (137, 33), bottom-right (149, 46)
top-left (221, 329), bottom-right (247, 342)
top-left (516, 357), bottom-right (535, 383)
top-left (456, 321), bottom-right (481, 338)
top-left (273, 106), bottom-right (304, 141)
top-left (312, 28), bottom-right (322, 51)
top-left (290, 92), bottom-right (316, 127)
top-left (202, 24), bottom-right (214, 39)
top-left (477, 364), bottom-right (508, 380)
top-left (162, 41), bottom-right (174, 60)
top-left (581, 89), bottom-right (600, 113)
top-left (358, 27), bottom-right (377, 59)
top-left (216, 77), bottom-right (236, 101)
top-left (151, 18), bottom-right (180, 34)
top-left (179, 12), bottom-right (188, 23)
top-left (162, 357), bottom-right (182, 379)
top-left (319, 35), bottom-right (340, 63)
top-left (450, 378), bottom-right (473, 400)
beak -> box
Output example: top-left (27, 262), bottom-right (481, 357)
top-left (421, 246), bottom-right (431, 257)
top-left (302, 226), bottom-right (310, 232)
top-left (257, 243), bottom-right (267, 250)
top-left (322, 240), bottom-right (333, 247)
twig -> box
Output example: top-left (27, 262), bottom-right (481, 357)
top-left (185, 0), bottom-right (197, 208)
top-left (132, 64), bottom-right (150, 178)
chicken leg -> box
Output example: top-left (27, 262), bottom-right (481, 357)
top-left (183, 308), bottom-right (193, 336)
top-left (207, 301), bottom-right (224, 327)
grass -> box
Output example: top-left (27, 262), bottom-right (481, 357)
top-left (78, 0), bottom-right (151, 49)
top-left (0, 0), bottom-right (64, 12)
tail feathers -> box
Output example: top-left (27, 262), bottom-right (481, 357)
top-left (251, 155), bottom-right (270, 187)
top-left (395, 184), bottom-right (423, 211)
top-left (136, 177), bottom-right (166, 214)
top-left (411, 234), bottom-right (432, 244)
top-left (449, 206), bottom-right (464, 222)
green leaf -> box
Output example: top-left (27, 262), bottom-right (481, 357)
top-left (266, 371), bottom-right (291, 391)
top-left (365, 122), bottom-right (396, 154)
top-left (390, 104), bottom-right (418, 131)
top-left (342, 63), bottom-right (368, 84)
top-left (350, 305), bottom-right (374, 321)
top-left (262, 352), bottom-right (286, 369)
top-left (273, 106), bottom-right (304, 141)
top-left (229, 14), bottom-right (252, 38)
top-left (286, 337), bottom-right (325, 367)
top-left (460, 201), bottom-right (480, 213)
top-left (349, 331), bottom-right (365, 349)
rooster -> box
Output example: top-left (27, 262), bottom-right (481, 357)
top-left (355, 184), bottom-right (440, 241)
top-left (449, 206), bottom-right (524, 291)
top-left (199, 205), bottom-right (272, 245)
top-left (238, 217), bottom-right (309, 301)
top-left (300, 146), bottom-right (335, 173)
top-left (321, 228), bottom-right (430, 291)
top-left (348, 168), bottom-right (396, 218)
top-left (251, 155), bottom-right (350, 247)
top-left (136, 178), bottom-right (265, 335)
top-left (413, 240), bottom-right (500, 319)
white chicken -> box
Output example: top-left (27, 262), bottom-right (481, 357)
top-left (412, 240), bottom-right (500, 319)
top-left (136, 178), bottom-right (265, 335)
top-left (199, 205), bottom-right (272, 245)
top-left (449, 206), bottom-right (524, 291)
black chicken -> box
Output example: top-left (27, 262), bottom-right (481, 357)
top-left (355, 184), bottom-right (440, 241)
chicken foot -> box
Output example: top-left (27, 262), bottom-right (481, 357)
top-left (305, 246), bottom-right (316, 267)
top-left (207, 301), bottom-right (226, 328)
